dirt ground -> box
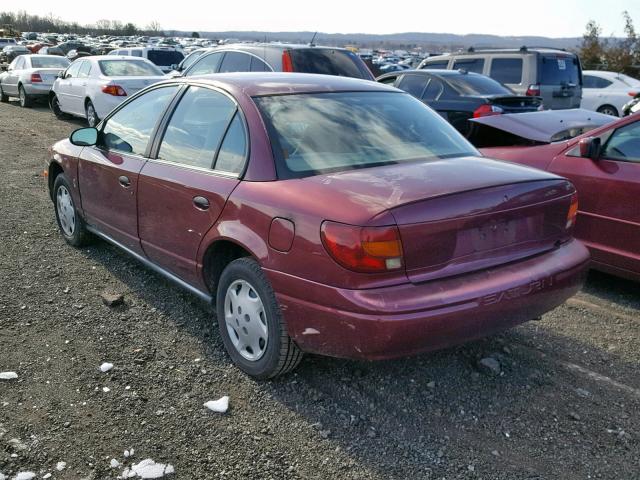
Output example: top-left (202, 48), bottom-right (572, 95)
top-left (0, 99), bottom-right (639, 480)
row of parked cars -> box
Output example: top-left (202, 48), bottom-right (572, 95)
top-left (0, 39), bottom-right (637, 378)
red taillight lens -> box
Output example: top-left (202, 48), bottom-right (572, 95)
top-left (281, 50), bottom-right (293, 72)
top-left (566, 193), bottom-right (578, 229)
top-left (321, 221), bottom-right (403, 273)
top-left (629, 91), bottom-right (638, 97)
top-left (30, 73), bottom-right (42, 83)
top-left (473, 103), bottom-right (503, 118)
top-left (526, 84), bottom-right (541, 96)
top-left (101, 85), bottom-right (127, 96)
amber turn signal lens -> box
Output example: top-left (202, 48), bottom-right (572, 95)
top-left (566, 193), bottom-right (578, 229)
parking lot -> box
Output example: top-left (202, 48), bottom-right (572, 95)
top-left (0, 99), bottom-right (639, 479)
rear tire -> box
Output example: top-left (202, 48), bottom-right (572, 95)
top-left (597, 104), bottom-right (619, 117)
top-left (18, 85), bottom-right (32, 108)
top-left (50, 94), bottom-right (68, 119)
top-left (85, 100), bottom-right (99, 127)
top-left (216, 257), bottom-right (302, 379)
top-left (53, 173), bottom-right (92, 247)
top-left (0, 86), bottom-right (8, 103)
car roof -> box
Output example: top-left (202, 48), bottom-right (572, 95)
top-left (179, 72), bottom-right (397, 96)
top-left (202, 43), bottom-right (351, 52)
top-left (583, 70), bottom-right (622, 78)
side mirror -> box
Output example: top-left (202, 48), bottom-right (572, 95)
top-left (70, 127), bottom-right (98, 146)
top-left (578, 137), bottom-right (601, 160)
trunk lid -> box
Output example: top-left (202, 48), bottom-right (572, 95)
top-left (392, 178), bottom-right (574, 283)
top-left (32, 68), bottom-right (64, 86)
top-left (101, 75), bottom-right (164, 95)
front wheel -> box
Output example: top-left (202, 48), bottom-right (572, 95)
top-left (0, 86), bottom-right (8, 103)
top-left (50, 94), bottom-right (68, 119)
top-left (216, 258), bottom-right (302, 379)
top-left (53, 173), bottom-right (92, 247)
top-left (18, 85), bottom-right (32, 108)
top-left (85, 100), bottom-right (99, 127)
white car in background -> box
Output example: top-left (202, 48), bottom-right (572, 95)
top-left (0, 54), bottom-right (70, 107)
top-left (107, 46), bottom-right (184, 73)
top-left (581, 70), bottom-right (640, 117)
top-left (50, 56), bottom-right (166, 126)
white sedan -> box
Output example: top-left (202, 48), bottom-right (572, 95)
top-left (50, 56), bottom-right (166, 126)
top-left (581, 70), bottom-right (640, 117)
top-left (0, 54), bottom-right (70, 107)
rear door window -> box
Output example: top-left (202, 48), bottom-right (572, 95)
top-left (131, 50), bottom-right (143, 57)
top-left (540, 55), bottom-right (580, 85)
top-left (250, 56), bottom-right (271, 72)
top-left (421, 77), bottom-right (445, 101)
top-left (421, 60), bottom-right (449, 70)
top-left (583, 75), bottom-right (612, 89)
top-left (219, 52), bottom-right (252, 73)
top-left (157, 86), bottom-right (237, 169)
top-left (397, 74), bottom-right (429, 98)
top-left (186, 52), bottom-right (224, 76)
top-left (78, 61), bottom-right (92, 78)
top-left (452, 58), bottom-right (485, 74)
top-left (288, 48), bottom-right (372, 79)
top-left (215, 113), bottom-right (248, 174)
top-left (489, 58), bottom-right (523, 84)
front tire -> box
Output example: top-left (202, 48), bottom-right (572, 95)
top-left (85, 100), bottom-right (99, 127)
top-left (0, 86), bottom-right (8, 103)
top-left (216, 258), bottom-right (302, 379)
top-left (18, 85), bottom-right (32, 108)
top-left (53, 173), bottom-right (92, 247)
top-left (597, 104), bottom-right (619, 117)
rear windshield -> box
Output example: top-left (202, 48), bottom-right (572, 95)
top-left (540, 55), bottom-right (580, 85)
top-left (147, 50), bottom-right (184, 66)
top-left (31, 57), bottom-right (70, 68)
top-left (255, 91), bottom-right (478, 179)
top-left (288, 48), bottom-right (373, 80)
top-left (445, 74), bottom-right (512, 95)
top-left (98, 60), bottom-right (163, 76)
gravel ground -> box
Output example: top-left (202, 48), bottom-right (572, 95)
top-left (0, 99), bottom-right (639, 480)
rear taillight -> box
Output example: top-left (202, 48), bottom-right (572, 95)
top-left (629, 91), bottom-right (638, 97)
top-left (321, 221), bottom-right (403, 273)
top-left (566, 193), bottom-right (578, 229)
top-left (526, 84), bottom-right (541, 96)
top-left (281, 50), bottom-right (293, 72)
top-left (473, 104), bottom-right (503, 118)
top-left (101, 85), bottom-right (127, 96)
top-left (30, 73), bottom-right (42, 83)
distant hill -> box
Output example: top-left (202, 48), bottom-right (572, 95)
top-left (179, 30), bottom-right (586, 52)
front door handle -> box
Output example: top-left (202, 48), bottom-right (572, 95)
top-left (118, 175), bottom-right (131, 188)
top-left (193, 196), bottom-right (210, 210)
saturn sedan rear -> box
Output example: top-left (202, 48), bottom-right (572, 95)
top-left (46, 73), bottom-right (590, 378)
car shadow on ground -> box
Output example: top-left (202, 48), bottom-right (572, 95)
top-left (76, 236), bottom-right (639, 479)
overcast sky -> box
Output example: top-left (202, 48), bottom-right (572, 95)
top-left (16, 0), bottom-right (640, 37)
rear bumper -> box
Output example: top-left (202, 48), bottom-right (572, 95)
top-left (266, 239), bottom-right (590, 360)
top-left (23, 83), bottom-right (53, 95)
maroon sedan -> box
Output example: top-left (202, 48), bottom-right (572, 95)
top-left (478, 112), bottom-right (640, 282)
top-left (47, 73), bottom-right (589, 378)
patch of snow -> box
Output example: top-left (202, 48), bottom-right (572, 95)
top-left (0, 372), bottom-right (18, 380)
top-left (56, 461), bottom-right (66, 471)
top-left (13, 473), bottom-right (36, 480)
top-left (302, 328), bottom-right (320, 335)
top-left (0, 472), bottom-right (5, 480)
top-left (131, 458), bottom-right (174, 478)
top-left (43, 475), bottom-right (52, 479)
top-left (103, 387), bottom-right (110, 393)
top-left (204, 396), bottom-right (229, 413)
top-left (100, 363), bottom-right (114, 373)
top-left (111, 458), bottom-right (121, 468)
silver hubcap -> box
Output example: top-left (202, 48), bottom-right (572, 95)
top-left (224, 279), bottom-right (268, 361)
top-left (87, 104), bottom-right (96, 125)
top-left (56, 185), bottom-right (76, 236)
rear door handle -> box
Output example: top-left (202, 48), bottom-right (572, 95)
top-left (118, 175), bottom-right (131, 188)
top-left (193, 196), bottom-right (210, 210)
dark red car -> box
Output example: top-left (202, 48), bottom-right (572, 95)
top-left (478, 112), bottom-right (640, 282)
top-left (47, 73), bottom-right (589, 378)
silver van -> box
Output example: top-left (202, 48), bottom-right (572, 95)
top-left (418, 47), bottom-right (582, 110)
top-left (108, 46), bottom-right (184, 73)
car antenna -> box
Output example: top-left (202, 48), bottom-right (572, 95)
top-left (309, 31), bottom-right (318, 47)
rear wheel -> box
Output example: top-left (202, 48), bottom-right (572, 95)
top-left (0, 86), bottom-right (8, 103)
top-left (85, 100), bottom-right (99, 127)
top-left (216, 258), bottom-right (302, 379)
top-left (53, 173), bottom-right (92, 247)
top-left (18, 85), bottom-right (32, 108)
top-left (597, 104), bottom-right (619, 117)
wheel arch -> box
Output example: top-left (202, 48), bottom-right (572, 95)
top-left (48, 161), bottom-right (64, 201)
top-left (201, 238), bottom-right (255, 301)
